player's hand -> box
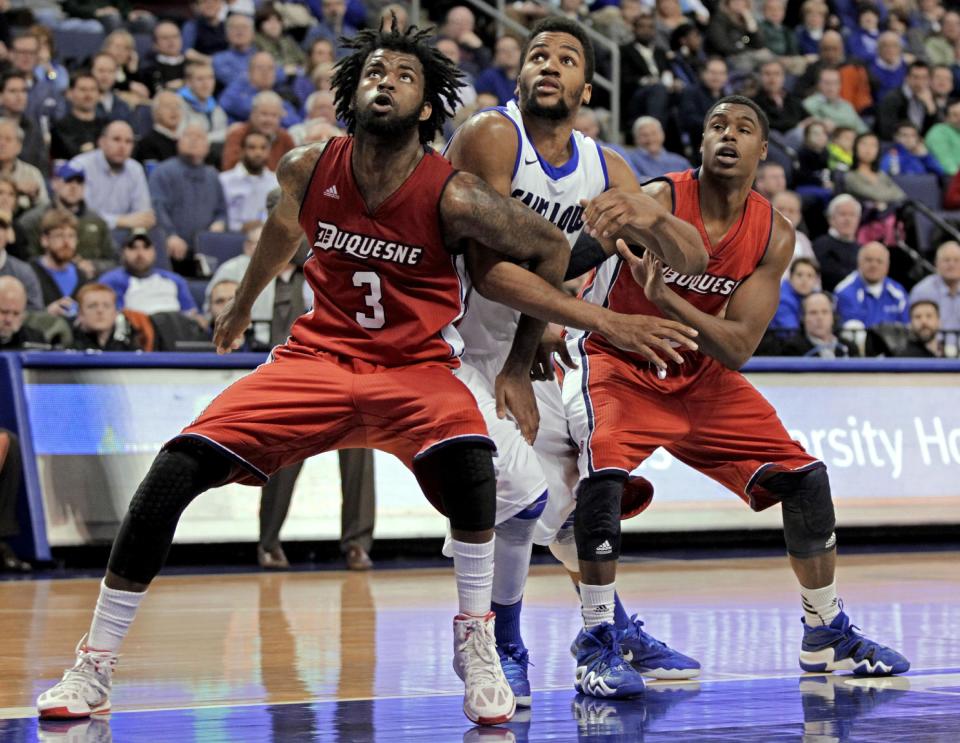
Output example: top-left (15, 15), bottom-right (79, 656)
top-left (495, 366), bottom-right (540, 445)
top-left (602, 312), bottom-right (699, 371)
top-left (617, 239), bottom-right (667, 303)
top-left (212, 298), bottom-right (251, 355)
top-left (580, 189), bottom-right (662, 240)
top-left (532, 325), bottom-right (576, 381)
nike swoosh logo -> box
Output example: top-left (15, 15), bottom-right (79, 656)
top-left (524, 157), bottom-right (538, 165)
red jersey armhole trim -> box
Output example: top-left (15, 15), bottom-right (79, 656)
top-left (297, 138), bottom-right (339, 223)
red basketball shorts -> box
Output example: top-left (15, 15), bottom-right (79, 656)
top-left (562, 349), bottom-right (820, 511)
top-left (174, 343), bottom-right (493, 486)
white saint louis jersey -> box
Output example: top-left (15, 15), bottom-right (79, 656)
top-left (452, 99), bottom-right (611, 367)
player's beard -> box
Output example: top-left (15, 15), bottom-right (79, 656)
top-left (521, 84), bottom-right (581, 121)
top-left (355, 103), bottom-right (424, 139)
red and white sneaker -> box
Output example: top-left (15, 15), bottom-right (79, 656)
top-left (453, 612), bottom-right (516, 726)
top-left (37, 635), bottom-right (117, 719)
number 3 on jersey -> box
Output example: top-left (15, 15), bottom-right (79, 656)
top-left (352, 271), bottom-right (385, 329)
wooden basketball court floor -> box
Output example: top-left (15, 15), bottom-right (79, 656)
top-left (1, 551), bottom-right (958, 742)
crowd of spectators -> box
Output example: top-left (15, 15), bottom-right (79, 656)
top-left (1, 0), bottom-right (959, 359)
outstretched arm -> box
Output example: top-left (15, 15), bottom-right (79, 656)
top-left (617, 211), bottom-right (795, 369)
top-left (213, 143), bottom-right (324, 353)
top-left (580, 162), bottom-right (710, 275)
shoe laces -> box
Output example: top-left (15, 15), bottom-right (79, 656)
top-left (459, 619), bottom-right (503, 686)
top-left (58, 643), bottom-right (117, 697)
top-left (497, 643), bottom-right (531, 680)
top-left (594, 626), bottom-right (629, 672)
top-left (623, 615), bottom-right (668, 650)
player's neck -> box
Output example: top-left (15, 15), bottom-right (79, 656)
top-left (521, 113), bottom-right (576, 167)
top-left (351, 130), bottom-right (424, 202)
top-left (698, 170), bottom-right (753, 223)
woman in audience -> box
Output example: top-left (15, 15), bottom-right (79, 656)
top-left (844, 132), bottom-right (907, 244)
top-left (255, 3), bottom-right (306, 80)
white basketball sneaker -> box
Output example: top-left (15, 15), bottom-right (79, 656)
top-left (37, 635), bottom-right (117, 719)
top-left (453, 612), bottom-right (516, 726)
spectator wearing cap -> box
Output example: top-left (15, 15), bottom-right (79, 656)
top-left (220, 52), bottom-right (300, 127)
top-left (219, 131), bottom-right (278, 232)
top-left (50, 71), bottom-right (105, 162)
top-left (0, 276), bottom-right (45, 349)
top-left (835, 242), bottom-right (909, 329)
top-left (897, 300), bottom-right (944, 357)
top-left (0, 118), bottom-right (48, 214)
top-left (17, 164), bottom-right (115, 278)
top-left (475, 35), bottom-right (522, 107)
top-left (0, 72), bottom-right (47, 172)
top-left (30, 209), bottom-right (90, 318)
top-left (0, 213), bottom-right (43, 311)
top-left (780, 292), bottom-right (859, 357)
top-left (133, 91), bottom-right (185, 165)
top-left (71, 121), bottom-right (156, 232)
top-left (149, 125), bottom-right (227, 277)
top-left (100, 232), bottom-right (200, 317)
top-left (221, 91), bottom-right (296, 171)
top-left (213, 14), bottom-right (258, 88)
top-left (909, 241), bottom-right (960, 331)
top-left (179, 62), bottom-right (229, 145)
top-left (813, 194), bottom-right (862, 291)
top-left (71, 283), bottom-right (142, 352)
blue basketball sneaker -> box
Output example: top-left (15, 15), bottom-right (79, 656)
top-left (573, 623), bottom-right (646, 699)
top-left (497, 643), bottom-right (532, 708)
top-left (619, 615), bottom-right (701, 680)
top-left (799, 610), bottom-right (910, 676)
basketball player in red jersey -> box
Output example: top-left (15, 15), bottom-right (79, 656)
top-left (36, 21), bottom-right (696, 726)
top-left (559, 96), bottom-right (909, 696)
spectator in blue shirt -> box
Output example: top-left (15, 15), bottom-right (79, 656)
top-left (300, 0), bottom-right (358, 60)
top-left (100, 232), bottom-right (199, 318)
top-left (475, 35), bottom-right (522, 107)
top-left (9, 32), bottom-right (64, 123)
top-left (844, 5), bottom-right (881, 63)
top-left (148, 125), bottom-right (227, 278)
top-left (29, 209), bottom-right (89, 319)
top-left (879, 122), bottom-right (945, 176)
top-left (835, 241), bottom-right (910, 328)
top-left (869, 32), bottom-right (908, 104)
top-left (771, 258), bottom-right (821, 330)
top-left (212, 13), bottom-right (256, 88)
top-left (629, 116), bottom-right (692, 178)
top-left (220, 52), bottom-right (300, 127)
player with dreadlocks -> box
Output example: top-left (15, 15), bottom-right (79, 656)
top-left (36, 18), bottom-right (695, 726)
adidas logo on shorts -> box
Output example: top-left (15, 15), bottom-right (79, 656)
top-left (323, 185), bottom-right (339, 199)
top-left (595, 540), bottom-right (612, 556)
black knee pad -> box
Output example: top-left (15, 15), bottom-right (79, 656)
top-left (765, 465), bottom-right (837, 558)
top-left (413, 443), bottom-right (496, 532)
top-left (108, 439), bottom-right (232, 584)
top-left (574, 474), bottom-right (626, 563)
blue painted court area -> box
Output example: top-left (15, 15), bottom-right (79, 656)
top-left (3, 670), bottom-right (959, 742)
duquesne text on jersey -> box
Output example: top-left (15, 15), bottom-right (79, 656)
top-left (313, 220), bottom-right (424, 266)
top-left (661, 266), bottom-right (741, 296)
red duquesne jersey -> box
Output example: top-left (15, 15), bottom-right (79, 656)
top-left (578, 168), bottom-right (774, 365)
top-left (292, 137), bottom-right (465, 366)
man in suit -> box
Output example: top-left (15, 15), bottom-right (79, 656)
top-left (619, 9), bottom-right (672, 136)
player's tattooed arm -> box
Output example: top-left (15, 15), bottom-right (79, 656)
top-left (580, 156), bottom-right (709, 275)
top-left (213, 142), bottom-right (325, 353)
top-left (618, 211), bottom-right (795, 369)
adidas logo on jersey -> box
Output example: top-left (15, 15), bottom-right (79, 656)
top-left (323, 185), bottom-right (339, 199)
top-left (595, 540), bottom-right (612, 556)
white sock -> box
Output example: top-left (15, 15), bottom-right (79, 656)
top-left (87, 579), bottom-right (146, 652)
top-left (800, 581), bottom-right (840, 626)
top-left (452, 537), bottom-right (494, 617)
top-left (580, 582), bottom-right (616, 629)
top-left (491, 517), bottom-right (536, 606)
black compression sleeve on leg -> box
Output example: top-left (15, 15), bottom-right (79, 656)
top-left (107, 439), bottom-right (233, 584)
top-left (413, 443), bottom-right (496, 532)
top-left (765, 465), bottom-right (837, 558)
top-left (574, 474), bottom-right (627, 563)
